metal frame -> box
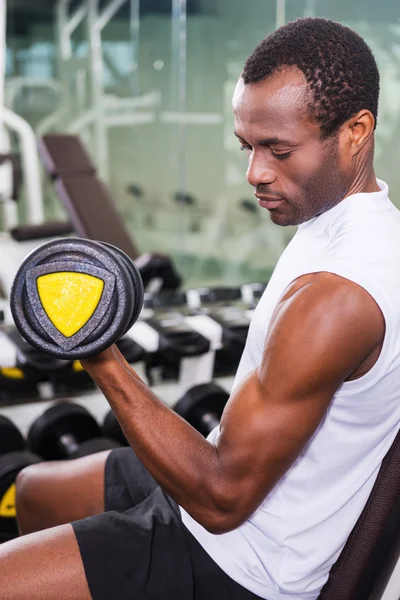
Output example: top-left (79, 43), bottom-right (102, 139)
top-left (2, 107), bottom-right (44, 224)
top-left (129, 0), bottom-right (140, 95)
top-left (0, 0), bottom-right (5, 115)
top-left (55, 0), bottom-right (133, 181)
top-left (0, 0), bottom-right (44, 227)
top-left (5, 77), bottom-right (63, 110)
top-left (276, 0), bottom-right (286, 29)
top-left (171, 0), bottom-right (187, 253)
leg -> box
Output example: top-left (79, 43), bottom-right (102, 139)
top-left (16, 450), bottom-right (111, 535)
top-left (0, 524), bottom-right (91, 600)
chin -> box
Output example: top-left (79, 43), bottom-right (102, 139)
top-left (269, 212), bottom-right (301, 227)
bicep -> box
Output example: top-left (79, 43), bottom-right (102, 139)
top-left (215, 368), bottom-right (329, 526)
top-left (214, 274), bottom-right (384, 527)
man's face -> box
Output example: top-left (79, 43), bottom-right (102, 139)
top-left (233, 68), bottom-right (352, 226)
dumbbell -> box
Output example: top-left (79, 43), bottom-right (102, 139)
top-left (174, 383), bottom-right (229, 437)
top-left (0, 416), bottom-right (42, 542)
top-left (10, 238), bottom-right (144, 360)
top-left (28, 402), bottom-right (121, 460)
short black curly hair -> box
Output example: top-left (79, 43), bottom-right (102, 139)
top-left (242, 18), bottom-right (380, 139)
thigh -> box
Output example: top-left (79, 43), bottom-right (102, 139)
top-left (104, 446), bottom-right (159, 511)
top-left (16, 450), bottom-right (111, 532)
top-left (73, 486), bottom-right (194, 600)
top-left (0, 523), bottom-right (91, 600)
top-left (184, 529), bottom-right (264, 600)
top-left (74, 479), bottom-right (263, 600)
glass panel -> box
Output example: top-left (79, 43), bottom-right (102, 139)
top-left (183, 0), bottom-right (400, 286)
top-left (3, 0), bottom-right (400, 289)
top-left (284, 0), bottom-right (400, 210)
top-left (182, 0), bottom-right (280, 287)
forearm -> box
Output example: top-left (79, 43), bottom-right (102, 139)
top-left (83, 347), bottom-right (227, 530)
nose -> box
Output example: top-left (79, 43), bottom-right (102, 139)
top-left (246, 152), bottom-right (277, 188)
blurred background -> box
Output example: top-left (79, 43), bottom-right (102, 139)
top-left (4, 0), bottom-right (400, 287)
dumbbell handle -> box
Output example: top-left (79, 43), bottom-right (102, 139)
top-left (59, 433), bottom-right (80, 458)
top-left (201, 412), bottom-right (220, 433)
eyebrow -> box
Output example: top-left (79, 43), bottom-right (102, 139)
top-left (234, 131), bottom-right (297, 146)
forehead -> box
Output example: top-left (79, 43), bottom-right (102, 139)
top-left (233, 67), bottom-right (317, 137)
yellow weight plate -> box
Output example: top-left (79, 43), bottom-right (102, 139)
top-left (0, 367), bottom-right (24, 380)
top-left (37, 272), bottom-right (104, 337)
top-left (0, 483), bottom-right (16, 517)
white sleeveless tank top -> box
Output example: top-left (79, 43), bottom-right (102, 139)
top-left (180, 180), bottom-right (400, 599)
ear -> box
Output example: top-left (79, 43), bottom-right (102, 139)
top-left (347, 110), bottom-right (375, 156)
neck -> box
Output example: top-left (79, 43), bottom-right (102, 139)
top-left (344, 167), bottom-right (380, 199)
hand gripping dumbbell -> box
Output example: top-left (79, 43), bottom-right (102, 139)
top-left (0, 416), bottom-right (42, 542)
top-left (10, 238), bottom-right (144, 360)
top-left (28, 402), bottom-right (121, 460)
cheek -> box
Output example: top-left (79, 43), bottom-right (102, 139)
top-left (280, 152), bottom-right (343, 208)
top-left (280, 152), bottom-right (325, 192)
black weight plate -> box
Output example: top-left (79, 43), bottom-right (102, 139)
top-left (100, 242), bottom-right (144, 334)
top-left (12, 238), bottom-right (133, 359)
top-left (0, 368), bottom-right (39, 399)
top-left (92, 243), bottom-right (135, 335)
top-left (27, 402), bottom-right (101, 460)
top-left (0, 416), bottom-right (26, 455)
top-left (0, 450), bottom-right (42, 541)
top-left (102, 410), bottom-right (129, 446)
top-left (116, 336), bottom-right (145, 364)
top-left (72, 437), bottom-right (120, 459)
top-left (174, 383), bottom-right (229, 436)
top-left (10, 238), bottom-right (135, 359)
top-left (0, 450), bottom-right (42, 484)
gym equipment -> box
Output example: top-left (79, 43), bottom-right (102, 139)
top-left (0, 325), bottom-right (94, 402)
top-left (242, 282), bottom-right (267, 309)
top-left (115, 336), bottom-right (145, 365)
top-left (174, 383), bottom-right (229, 437)
top-left (135, 253), bottom-right (182, 293)
top-left (10, 238), bottom-right (144, 360)
top-left (0, 416), bottom-right (42, 542)
top-left (139, 292), bottom-right (211, 385)
top-left (146, 310), bottom-right (210, 368)
top-left (1, 236), bottom-right (145, 399)
top-left (102, 410), bottom-right (128, 447)
top-left (317, 429), bottom-right (400, 599)
top-left (28, 403), bottom-right (120, 460)
top-left (188, 287), bottom-right (251, 376)
top-left (38, 133), bottom-right (182, 292)
top-left (0, 324), bottom-right (143, 403)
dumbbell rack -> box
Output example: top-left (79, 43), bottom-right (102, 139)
top-left (1, 281), bottom-right (265, 437)
top-left (0, 370), bottom-right (236, 439)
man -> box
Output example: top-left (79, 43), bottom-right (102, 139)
top-left (1, 16), bottom-right (399, 600)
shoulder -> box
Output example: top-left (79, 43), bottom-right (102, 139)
top-left (261, 271), bottom-right (385, 387)
top-left (278, 271), bottom-right (384, 323)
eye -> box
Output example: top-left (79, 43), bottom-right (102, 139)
top-left (271, 151), bottom-right (292, 160)
top-left (240, 144), bottom-right (252, 152)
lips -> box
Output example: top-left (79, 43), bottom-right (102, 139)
top-left (257, 197), bottom-right (284, 209)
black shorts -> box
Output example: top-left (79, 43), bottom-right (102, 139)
top-left (72, 447), bottom-right (263, 600)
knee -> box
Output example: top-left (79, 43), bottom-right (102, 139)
top-left (16, 463), bottom-right (50, 535)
